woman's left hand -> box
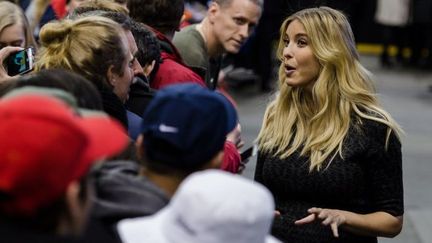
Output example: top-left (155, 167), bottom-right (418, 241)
top-left (0, 46), bottom-right (23, 82)
top-left (295, 207), bottom-right (348, 237)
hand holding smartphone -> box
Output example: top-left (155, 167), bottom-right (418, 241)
top-left (240, 144), bottom-right (257, 163)
top-left (237, 144), bottom-right (257, 174)
top-left (5, 47), bottom-right (35, 76)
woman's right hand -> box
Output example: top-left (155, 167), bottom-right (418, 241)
top-left (0, 46), bottom-right (23, 82)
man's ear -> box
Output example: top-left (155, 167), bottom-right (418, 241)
top-left (63, 181), bottom-right (88, 235)
top-left (135, 134), bottom-right (145, 160)
top-left (143, 60), bottom-right (156, 78)
top-left (207, 1), bottom-right (220, 24)
top-left (106, 64), bottom-right (117, 86)
top-left (205, 150), bottom-right (224, 169)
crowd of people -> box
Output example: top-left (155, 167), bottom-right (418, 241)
top-left (0, 0), bottom-right (404, 242)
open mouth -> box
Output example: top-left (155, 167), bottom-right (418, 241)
top-left (285, 64), bottom-right (295, 71)
top-left (284, 64), bottom-right (296, 75)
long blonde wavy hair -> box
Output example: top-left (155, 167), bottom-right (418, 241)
top-left (257, 7), bottom-right (402, 171)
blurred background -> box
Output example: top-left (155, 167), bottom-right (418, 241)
top-left (186, 1), bottom-right (432, 242)
top-left (221, 2), bottom-right (432, 243)
top-left (7, 0), bottom-right (432, 242)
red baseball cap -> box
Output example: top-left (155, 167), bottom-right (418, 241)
top-left (0, 95), bottom-right (129, 216)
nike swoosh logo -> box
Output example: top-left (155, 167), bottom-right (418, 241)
top-left (159, 124), bottom-right (178, 133)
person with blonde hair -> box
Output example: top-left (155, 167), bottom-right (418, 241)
top-left (35, 15), bottom-right (136, 128)
top-left (255, 7), bottom-right (403, 243)
top-left (0, 1), bottom-right (37, 49)
top-left (69, 0), bottom-right (129, 17)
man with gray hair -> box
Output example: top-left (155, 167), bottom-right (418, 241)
top-left (173, 0), bottom-right (262, 89)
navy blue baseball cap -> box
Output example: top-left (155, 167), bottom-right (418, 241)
top-left (141, 83), bottom-right (238, 169)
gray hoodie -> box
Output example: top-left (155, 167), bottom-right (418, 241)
top-left (82, 160), bottom-right (169, 243)
top-left (91, 160), bottom-right (169, 221)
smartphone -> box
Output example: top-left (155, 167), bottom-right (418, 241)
top-left (240, 145), bottom-right (257, 163)
top-left (6, 47), bottom-right (34, 76)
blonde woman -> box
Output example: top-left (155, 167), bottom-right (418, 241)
top-left (35, 16), bottom-right (135, 128)
top-left (255, 7), bottom-right (403, 243)
top-left (0, 1), bottom-right (37, 49)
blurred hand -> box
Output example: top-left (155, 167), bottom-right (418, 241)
top-left (237, 162), bottom-right (246, 174)
top-left (0, 46), bottom-right (23, 82)
top-left (226, 123), bottom-right (244, 149)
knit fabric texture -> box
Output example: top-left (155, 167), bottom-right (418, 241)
top-left (255, 118), bottom-right (403, 243)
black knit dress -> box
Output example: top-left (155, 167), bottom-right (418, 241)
top-left (255, 118), bottom-right (403, 243)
